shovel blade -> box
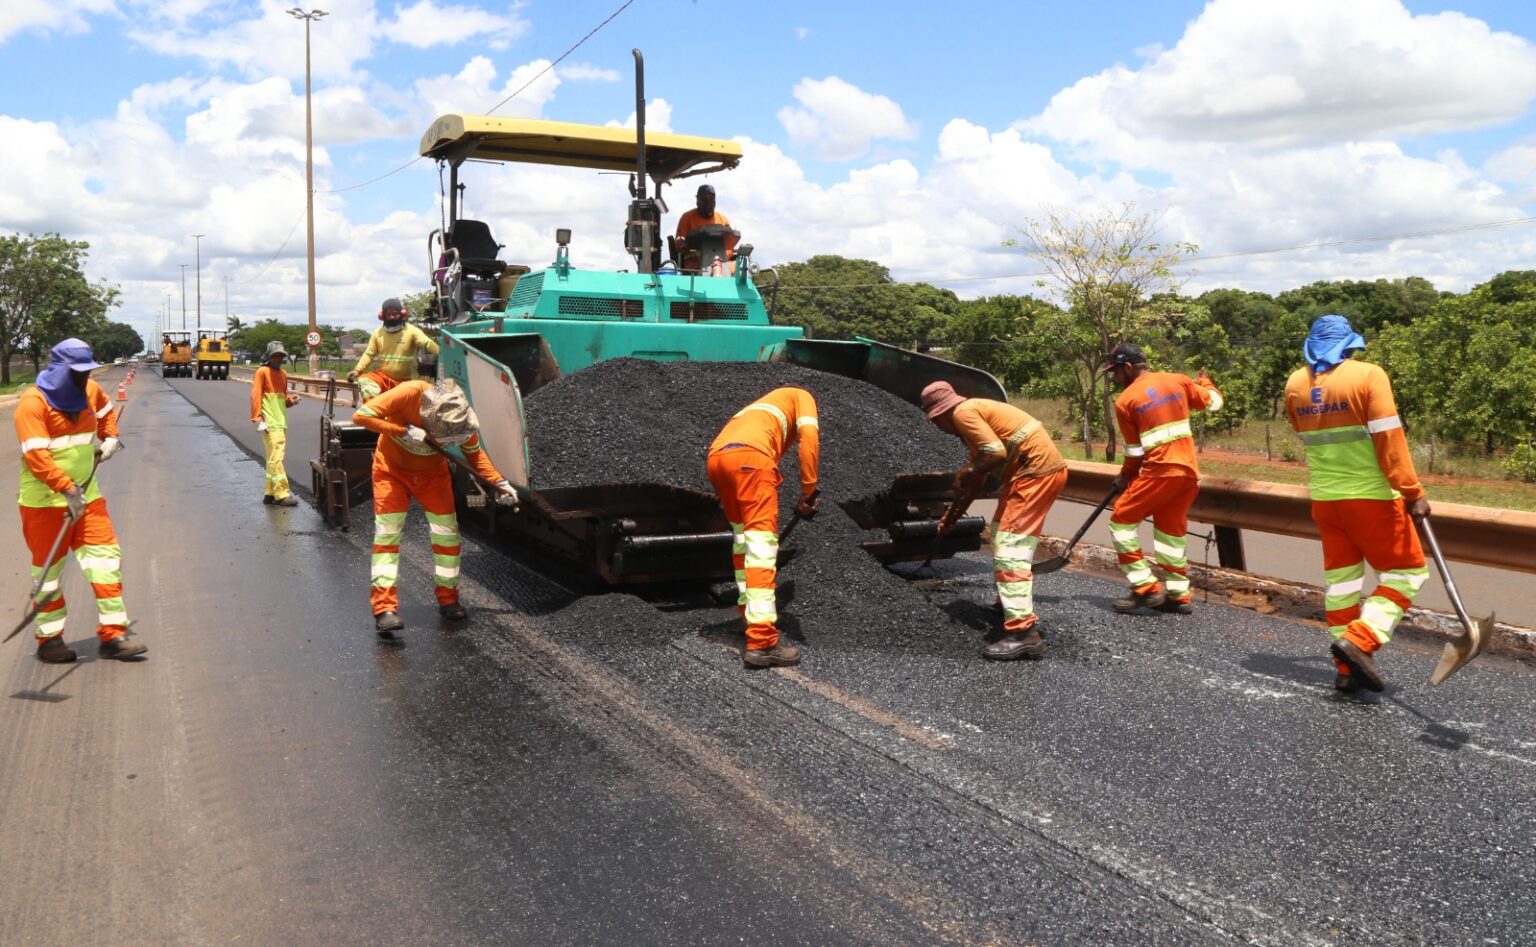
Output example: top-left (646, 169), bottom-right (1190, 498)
top-left (1428, 612), bottom-right (1495, 686)
top-left (1032, 554), bottom-right (1072, 575)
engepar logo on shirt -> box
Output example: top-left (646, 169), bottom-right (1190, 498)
top-left (1135, 386), bottom-right (1183, 413)
top-left (1297, 386), bottom-right (1350, 416)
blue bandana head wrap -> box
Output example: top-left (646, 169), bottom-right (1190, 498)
top-left (36, 338), bottom-right (101, 413)
top-left (1303, 314), bottom-right (1366, 374)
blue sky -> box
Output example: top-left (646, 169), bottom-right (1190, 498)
top-left (3, 0), bottom-right (1535, 349)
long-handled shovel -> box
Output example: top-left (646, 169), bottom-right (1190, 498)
top-left (1033, 482), bottom-right (1124, 575)
top-left (1416, 514), bottom-right (1494, 686)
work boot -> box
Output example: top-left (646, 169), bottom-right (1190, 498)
top-left (982, 629), bottom-right (1046, 661)
top-left (743, 642), bottom-right (801, 669)
top-left (262, 495), bottom-right (275, 505)
top-left (274, 495), bottom-right (299, 507)
top-left (98, 636), bottom-right (148, 660)
top-left (1157, 597), bottom-right (1194, 615)
top-left (439, 602), bottom-right (468, 621)
top-left (374, 611), bottom-right (404, 638)
top-left (1113, 587), bottom-right (1167, 614)
top-left (37, 637), bottom-right (77, 664)
top-left (1330, 639), bottom-right (1384, 692)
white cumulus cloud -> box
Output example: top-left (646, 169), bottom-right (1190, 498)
top-left (776, 76), bottom-right (916, 161)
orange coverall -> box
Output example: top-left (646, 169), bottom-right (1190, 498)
top-left (14, 383), bottom-right (129, 643)
top-left (951, 399), bottom-right (1067, 633)
top-left (1284, 359), bottom-right (1429, 670)
top-left (353, 380), bottom-right (505, 616)
top-left (250, 364), bottom-right (298, 500)
top-left (1108, 371), bottom-right (1224, 603)
top-left (706, 387), bottom-right (819, 651)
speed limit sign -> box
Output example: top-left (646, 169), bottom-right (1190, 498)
top-left (306, 330), bottom-right (322, 348)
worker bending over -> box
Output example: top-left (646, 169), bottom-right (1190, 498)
top-left (707, 387), bottom-right (819, 668)
top-left (250, 340), bottom-right (302, 506)
top-left (348, 298), bottom-right (440, 401)
top-left (15, 338), bottom-right (145, 662)
top-left (921, 382), bottom-right (1068, 660)
top-left (353, 378), bottom-right (517, 637)
top-left (1285, 315), bottom-right (1430, 692)
top-left (1103, 342), bottom-right (1223, 614)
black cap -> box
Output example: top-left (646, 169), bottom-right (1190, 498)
top-left (1103, 342), bottom-right (1147, 369)
top-left (381, 297), bottom-right (404, 313)
top-left (697, 184), bottom-right (715, 195)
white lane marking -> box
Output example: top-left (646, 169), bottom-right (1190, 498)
top-left (1200, 677), bottom-right (1299, 701)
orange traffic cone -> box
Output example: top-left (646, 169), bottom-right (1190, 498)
top-left (117, 383), bottom-right (127, 401)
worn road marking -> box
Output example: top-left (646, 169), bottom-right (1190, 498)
top-left (777, 666), bottom-right (956, 750)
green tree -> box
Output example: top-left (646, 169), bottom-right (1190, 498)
top-left (1275, 277), bottom-right (1440, 334)
top-left (0, 233), bottom-right (120, 383)
top-left (80, 322), bottom-right (144, 362)
top-left (226, 316), bottom-right (247, 333)
top-left (947, 294), bottom-right (1067, 397)
top-left (231, 319), bottom-right (348, 362)
top-left (765, 255), bottom-right (958, 346)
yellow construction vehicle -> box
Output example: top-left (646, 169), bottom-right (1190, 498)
top-left (195, 330), bottom-right (233, 380)
top-left (161, 331), bottom-right (193, 378)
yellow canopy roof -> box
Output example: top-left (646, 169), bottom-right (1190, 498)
top-left (419, 115), bottom-right (742, 184)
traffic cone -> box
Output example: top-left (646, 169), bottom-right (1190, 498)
top-left (117, 383), bottom-right (126, 401)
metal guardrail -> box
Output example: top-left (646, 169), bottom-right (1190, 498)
top-left (229, 366), bottom-right (362, 407)
top-left (1063, 460), bottom-right (1536, 575)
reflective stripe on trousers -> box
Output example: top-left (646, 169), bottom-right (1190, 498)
top-left (707, 448), bottom-right (782, 651)
top-left (370, 457), bottom-right (461, 616)
top-left (262, 428), bottom-right (290, 499)
top-left (991, 467), bottom-right (1067, 632)
top-left (1108, 475), bottom-right (1200, 599)
top-left (1313, 498), bottom-right (1429, 646)
top-left (19, 498), bottom-right (129, 642)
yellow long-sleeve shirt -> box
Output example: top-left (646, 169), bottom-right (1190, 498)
top-left (352, 324), bottom-right (440, 382)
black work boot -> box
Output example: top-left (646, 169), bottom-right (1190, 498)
top-left (1113, 587), bottom-right (1167, 614)
top-left (439, 602), bottom-right (468, 621)
top-left (1330, 639), bottom-right (1384, 692)
top-left (37, 637), bottom-right (77, 664)
top-left (743, 642), bottom-right (801, 669)
top-left (374, 611), bottom-right (404, 638)
top-left (982, 629), bottom-right (1046, 661)
top-left (98, 637), bottom-right (148, 660)
top-left (1157, 597), bottom-right (1194, 615)
top-left (262, 495), bottom-right (275, 505)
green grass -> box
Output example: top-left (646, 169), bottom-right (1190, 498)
top-left (0, 372), bottom-right (37, 395)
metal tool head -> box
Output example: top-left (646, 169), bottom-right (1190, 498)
top-left (1031, 553), bottom-right (1071, 575)
top-left (1429, 611), bottom-right (1494, 686)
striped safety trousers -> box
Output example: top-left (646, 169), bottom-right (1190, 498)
top-left (370, 456), bottom-right (461, 616)
top-left (1107, 474), bottom-right (1200, 602)
top-left (20, 498), bottom-right (130, 642)
top-left (991, 468), bottom-right (1068, 632)
top-left (706, 446), bottom-right (783, 651)
top-left (1313, 498), bottom-right (1429, 652)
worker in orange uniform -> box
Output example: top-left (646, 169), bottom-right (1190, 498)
top-left (250, 340), bottom-right (302, 506)
top-left (353, 378), bottom-right (518, 637)
top-left (347, 297), bottom-right (440, 401)
top-left (1103, 342), bottom-right (1224, 615)
top-left (920, 382), bottom-right (1069, 660)
top-left (15, 338), bottom-right (146, 663)
top-left (707, 387), bottom-right (820, 668)
top-left (1285, 315), bottom-right (1430, 692)
top-left (674, 184), bottom-right (735, 273)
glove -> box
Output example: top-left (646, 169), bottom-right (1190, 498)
top-left (494, 480), bottom-right (520, 509)
top-left (285, 394), bottom-right (301, 407)
top-left (98, 436), bottom-right (122, 462)
top-left (255, 419), bottom-right (268, 433)
top-left (346, 370), bottom-right (359, 382)
top-left (1111, 473), bottom-right (1128, 492)
top-left (63, 486), bottom-right (85, 519)
top-left (1407, 497), bottom-right (1432, 520)
top-left (795, 494), bottom-right (819, 520)
top-left (406, 425), bottom-right (428, 444)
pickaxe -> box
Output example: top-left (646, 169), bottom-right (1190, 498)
top-left (1416, 514), bottom-right (1494, 686)
top-left (1033, 481), bottom-right (1124, 575)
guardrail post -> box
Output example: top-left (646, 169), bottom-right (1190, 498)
top-left (1214, 525), bottom-right (1246, 571)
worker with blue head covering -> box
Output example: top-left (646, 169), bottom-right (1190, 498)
top-left (1284, 315), bottom-right (1430, 694)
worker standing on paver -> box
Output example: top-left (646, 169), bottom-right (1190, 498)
top-left (1285, 314), bottom-right (1430, 692)
top-left (706, 386), bottom-right (820, 668)
top-left (920, 382), bottom-right (1068, 660)
top-left (251, 340), bottom-right (302, 507)
top-left (15, 338), bottom-right (145, 663)
top-left (347, 298), bottom-right (439, 401)
top-left (1103, 343), bottom-right (1224, 615)
top-left (353, 378), bottom-right (517, 638)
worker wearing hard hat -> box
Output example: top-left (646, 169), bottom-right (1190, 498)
top-left (348, 298), bottom-right (439, 401)
top-left (706, 387), bottom-right (820, 668)
top-left (1102, 342), bottom-right (1224, 615)
top-left (921, 382), bottom-right (1068, 660)
top-left (15, 338), bottom-right (145, 663)
top-left (1285, 315), bottom-right (1431, 693)
top-left (353, 378), bottom-right (518, 637)
top-left (251, 340), bottom-right (302, 507)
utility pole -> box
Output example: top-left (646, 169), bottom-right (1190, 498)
top-left (224, 274), bottom-right (230, 327)
top-left (194, 233), bottom-right (205, 337)
top-left (179, 264), bottom-right (188, 331)
top-left (289, 7), bottom-right (328, 374)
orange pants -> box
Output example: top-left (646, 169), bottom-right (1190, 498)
top-left (1107, 474), bottom-right (1200, 600)
top-left (356, 371), bottom-right (400, 402)
top-left (991, 468), bottom-right (1068, 632)
top-left (370, 457), bottom-right (461, 616)
top-left (707, 447), bottom-right (782, 651)
top-left (20, 498), bottom-right (130, 642)
top-left (1314, 498), bottom-right (1429, 659)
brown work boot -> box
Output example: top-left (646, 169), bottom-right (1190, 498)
top-left (743, 642), bottom-right (801, 669)
top-left (374, 611), bottom-right (404, 638)
top-left (1330, 639), bottom-right (1384, 692)
top-left (273, 495), bottom-right (299, 507)
top-left (37, 637), bottom-right (77, 664)
top-left (1113, 587), bottom-right (1167, 614)
top-left (439, 602), bottom-right (468, 621)
top-left (982, 629), bottom-right (1046, 661)
top-left (98, 636), bottom-right (148, 660)
top-left (1157, 597), bottom-right (1193, 615)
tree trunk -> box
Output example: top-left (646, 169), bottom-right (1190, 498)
top-left (1080, 398), bottom-right (1093, 458)
top-left (0, 344), bottom-right (9, 384)
top-left (1486, 431), bottom-right (1495, 455)
top-left (1101, 380), bottom-right (1117, 462)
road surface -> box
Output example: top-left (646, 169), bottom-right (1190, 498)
top-left (1, 366), bottom-right (1533, 945)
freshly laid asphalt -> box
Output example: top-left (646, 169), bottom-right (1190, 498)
top-left (1, 366), bottom-right (1533, 945)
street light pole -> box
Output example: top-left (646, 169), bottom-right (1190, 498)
top-left (289, 7), bottom-right (328, 374)
top-left (179, 264), bottom-right (188, 331)
top-left (194, 233), bottom-right (204, 337)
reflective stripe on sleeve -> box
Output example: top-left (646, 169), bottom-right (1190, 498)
top-left (95, 403), bottom-right (114, 418)
top-left (1366, 415), bottom-right (1402, 434)
top-left (1123, 444), bottom-right (1145, 457)
top-left (21, 437), bottom-right (50, 453)
top-left (735, 403), bottom-right (789, 438)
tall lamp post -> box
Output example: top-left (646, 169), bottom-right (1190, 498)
top-left (179, 264), bottom-right (188, 331)
top-left (193, 233), bottom-right (205, 338)
top-left (289, 7), bottom-right (327, 373)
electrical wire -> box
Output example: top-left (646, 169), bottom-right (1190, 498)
top-left (239, 212), bottom-right (305, 282)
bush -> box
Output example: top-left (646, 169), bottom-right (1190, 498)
top-left (1503, 443), bottom-right (1536, 483)
top-left (1279, 440), bottom-right (1301, 462)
